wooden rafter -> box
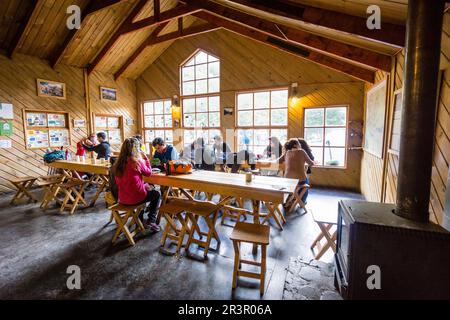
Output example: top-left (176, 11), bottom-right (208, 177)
top-left (114, 22), bottom-right (219, 79)
top-left (185, 0), bottom-right (391, 72)
top-left (193, 11), bottom-right (375, 83)
top-left (225, 0), bottom-right (405, 47)
top-left (8, 0), bottom-right (40, 58)
top-left (88, 1), bottom-right (201, 75)
top-left (51, 0), bottom-right (127, 68)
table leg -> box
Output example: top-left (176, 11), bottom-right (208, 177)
top-left (89, 175), bottom-right (109, 207)
top-left (252, 200), bottom-right (260, 254)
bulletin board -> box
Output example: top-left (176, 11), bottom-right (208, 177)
top-left (23, 110), bottom-right (71, 149)
top-left (93, 113), bottom-right (124, 146)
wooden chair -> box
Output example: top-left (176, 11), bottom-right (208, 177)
top-left (159, 198), bottom-right (191, 254)
top-left (284, 184), bottom-right (310, 215)
top-left (38, 174), bottom-right (66, 211)
top-left (9, 176), bottom-right (38, 205)
top-left (230, 222), bottom-right (270, 295)
top-left (310, 210), bottom-right (337, 260)
top-left (109, 203), bottom-right (146, 246)
top-left (58, 179), bottom-right (88, 214)
top-left (260, 202), bottom-right (286, 230)
top-left (220, 198), bottom-right (252, 226)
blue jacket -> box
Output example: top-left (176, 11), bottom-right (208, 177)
top-left (153, 144), bottom-right (178, 163)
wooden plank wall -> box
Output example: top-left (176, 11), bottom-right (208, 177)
top-left (136, 29), bottom-right (365, 191)
top-left (361, 12), bottom-right (450, 226)
top-left (0, 53), bottom-right (137, 194)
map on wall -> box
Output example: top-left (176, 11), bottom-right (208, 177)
top-left (364, 79), bottom-right (387, 158)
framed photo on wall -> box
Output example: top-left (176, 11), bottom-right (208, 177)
top-left (100, 87), bottom-right (117, 102)
top-left (36, 79), bottom-right (66, 99)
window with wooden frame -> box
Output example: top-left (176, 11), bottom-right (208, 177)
top-left (181, 50), bottom-right (221, 147)
top-left (93, 114), bottom-right (124, 146)
top-left (142, 99), bottom-right (173, 149)
top-left (303, 106), bottom-right (348, 168)
top-left (236, 88), bottom-right (289, 155)
top-left (23, 109), bottom-right (71, 149)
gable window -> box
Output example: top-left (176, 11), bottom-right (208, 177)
top-left (236, 88), bottom-right (288, 155)
top-left (304, 106), bottom-right (348, 167)
top-left (181, 50), bottom-right (221, 146)
top-left (142, 99), bottom-right (173, 150)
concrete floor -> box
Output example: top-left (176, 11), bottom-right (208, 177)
top-left (0, 186), bottom-right (362, 300)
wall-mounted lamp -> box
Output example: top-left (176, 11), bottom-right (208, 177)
top-left (289, 82), bottom-right (300, 107)
top-left (171, 95), bottom-right (182, 128)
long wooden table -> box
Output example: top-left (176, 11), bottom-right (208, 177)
top-left (46, 160), bottom-right (110, 207)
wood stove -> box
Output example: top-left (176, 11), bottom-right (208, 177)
top-left (334, 200), bottom-right (450, 299)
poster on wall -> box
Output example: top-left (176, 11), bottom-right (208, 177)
top-left (108, 129), bottom-right (122, 145)
top-left (47, 113), bottom-right (66, 127)
top-left (27, 130), bottom-right (49, 149)
top-left (49, 129), bottom-right (70, 147)
top-left (0, 139), bottom-right (12, 148)
top-left (95, 116), bottom-right (107, 128)
top-left (108, 117), bottom-right (119, 128)
top-left (0, 103), bottom-right (14, 119)
top-left (27, 113), bottom-right (47, 127)
top-left (0, 121), bottom-right (13, 136)
top-left (364, 79), bottom-right (387, 158)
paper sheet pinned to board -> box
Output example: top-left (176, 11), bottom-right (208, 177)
top-left (0, 103), bottom-right (14, 119)
top-left (0, 139), bottom-right (12, 148)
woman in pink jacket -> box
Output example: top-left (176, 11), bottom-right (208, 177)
top-left (112, 137), bottom-right (160, 232)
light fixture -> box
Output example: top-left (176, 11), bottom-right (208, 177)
top-left (289, 82), bottom-right (299, 107)
top-left (171, 95), bottom-right (181, 128)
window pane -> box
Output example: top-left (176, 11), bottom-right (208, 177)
top-left (165, 130), bottom-right (173, 143)
top-left (208, 54), bottom-right (218, 62)
top-left (271, 108), bottom-right (288, 126)
top-left (154, 101), bottom-right (164, 114)
top-left (254, 109), bottom-right (269, 126)
top-left (209, 96), bottom-right (220, 111)
top-left (154, 115), bottom-right (164, 127)
top-left (324, 147), bottom-right (345, 167)
top-left (209, 112), bottom-right (220, 127)
top-left (184, 130), bottom-right (195, 144)
top-left (237, 93), bottom-right (253, 110)
top-left (164, 115), bottom-right (172, 128)
top-left (185, 57), bottom-right (195, 66)
top-left (183, 98), bottom-right (195, 113)
top-left (310, 147), bottom-right (323, 165)
top-left (326, 107), bottom-right (347, 126)
top-left (196, 80), bottom-right (207, 94)
top-left (238, 110), bottom-right (253, 126)
top-left (143, 102), bottom-right (153, 115)
top-left (183, 81), bottom-right (195, 95)
top-left (196, 113), bottom-right (208, 127)
top-left (271, 90), bottom-right (288, 108)
top-left (305, 108), bottom-right (324, 127)
top-left (254, 146), bottom-right (266, 156)
top-left (208, 78), bottom-right (220, 93)
top-left (196, 64), bottom-right (208, 79)
top-left (208, 129), bottom-right (221, 145)
top-left (195, 51), bottom-right (208, 64)
top-left (182, 66), bottom-right (195, 81)
top-left (184, 113), bottom-right (195, 127)
top-left (154, 130), bottom-right (165, 140)
top-left (144, 115), bottom-right (154, 128)
top-left (164, 100), bottom-right (172, 114)
top-left (254, 91), bottom-right (270, 109)
top-left (270, 129), bottom-right (288, 144)
top-left (196, 97), bottom-right (208, 112)
top-left (305, 127), bottom-right (323, 146)
top-left (325, 127), bottom-right (346, 147)
top-left (254, 129), bottom-right (269, 146)
top-left (145, 130), bottom-right (155, 143)
top-left (208, 62), bottom-right (220, 77)
top-left (238, 129), bottom-right (253, 146)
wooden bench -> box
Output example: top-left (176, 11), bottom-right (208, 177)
top-left (230, 222), bottom-right (270, 295)
top-left (310, 210), bottom-right (337, 260)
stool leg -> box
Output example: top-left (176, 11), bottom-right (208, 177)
top-left (260, 244), bottom-right (267, 295)
top-left (232, 240), bottom-right (240, 289)
top-left (176, 212), bottom-right (187, 253)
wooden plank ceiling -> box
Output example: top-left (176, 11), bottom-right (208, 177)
top-left (0, 0), bottom-right (414, 82)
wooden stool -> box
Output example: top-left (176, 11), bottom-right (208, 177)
top-left (184, 199), bottom-right (224, 258)
top-left (110, 203), bottom-right (146, 246)
top-left (220, 202), bottom-right (252, 226)
top-left (284, 184), bottom-right (310, 215)
top-left (9, 176), bottom-right (38, 205)
top-left (230, 222), bottom-right (270, 295)
top-left (38, 175), bottom-right (66, 211)
top-left (58, 179), bottom-right (88, 214)
top-left (159, 198), bottom-right (191, 254)
top-left (310, 210), bottom-right (337, 260)
top-left (261, 202), bottom-right (286, 230)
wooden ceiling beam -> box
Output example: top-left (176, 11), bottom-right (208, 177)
top-left (185, 0), bottom-right (391, 72)
top-left (193, 11), bottom-right (375, 83)
top-left (114, 22), bottom-right (219, 80)
top-left (225, 0), bottom-right (405, 47)
top-left (87, 0), bottom-right (149, 75)
top-left (8, 0), bottom-right (40, 58)
top-left (51, 0), bottom-right (127, 68)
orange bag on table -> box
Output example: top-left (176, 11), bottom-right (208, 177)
top-left (168, 160), bottom-right (193, 174)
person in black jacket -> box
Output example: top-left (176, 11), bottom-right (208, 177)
top-left (82, 132), bottom-right (111, 160)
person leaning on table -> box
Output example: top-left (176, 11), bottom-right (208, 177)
top-left (82, 132), bottom-right (111, 160)
top-left (152, 137), bottom-right (178, 164)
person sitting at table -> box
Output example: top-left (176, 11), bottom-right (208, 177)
top-left (276, 138), bottom-right (314, 205)
top-left (297, 138), bottom-right (315, 180)
top-left (76, 133), bottom-right (96, 158)
top-left (212, 135), bottom-right (231, 165)
top-left (179, 141), bottom-right (195, 163)
top-left (82, 132), bottom-right (111, 160)
top-left (134, 134), bottom-right (147, 153)
top-left (152, 137), bottom-right (178, 168)
top-left (225, 149), bottom-right (256, 173)
top-left (193, 137), bottom-right (215, 171)
top-left (113, 137), bottom-right (161, 232)
top-left (262, 136), bottom-right (283, 159)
